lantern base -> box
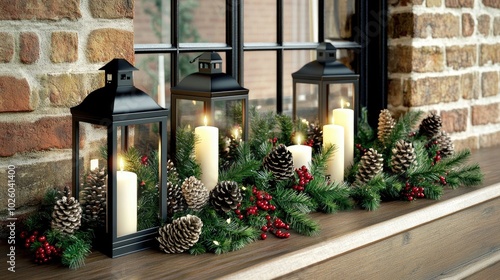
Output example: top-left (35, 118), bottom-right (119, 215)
top-left (96, 227), bottom-right (158, 258)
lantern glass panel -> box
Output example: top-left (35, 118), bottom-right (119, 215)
top-left (214, 99), bottom-right (244, 138)
top-left (327, 83), bottom-right (355, 121)
top-left (177, 99), bottom-right (204, 127)
top-left (295, 83), bottom-right (319, 123)
top-left (77, 122), bottom-right (108, 235)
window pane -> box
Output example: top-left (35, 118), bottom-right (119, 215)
top-left (180, 0), bottom-right (226, 43)
top-left (244, 0), bottom-right (277, 43)
top-left (134, 54), bottom-right (172, 108)
top-left (283, 0), bottom-right (317, 42)
top-left (283, 50), bottom-right (316, 117)
top-left (134, 0), bottom-right (171, 44)
top-left (244, 51), bottom-right (276, 112)
top-left (325, 0), bottom-right (355, 40)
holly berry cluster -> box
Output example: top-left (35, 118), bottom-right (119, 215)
top-left (292, 166), bottom-right (314, 191)
top-left (355, 143), bottom-right (368, 156)
top-left (141, 155), bottom-right (148, 165)
top-left (20, 231), bottom-right (62, 264)
top-left (304, 138), bottom-right (315, 147)
top-left (438, 175), bottom-right (447, 185)
top-left (401, 182), bottom-right (425, 201)
top-left (268, 137), bottom-right (278, 146)
top-left (260, 215), bottom-right (290, 240)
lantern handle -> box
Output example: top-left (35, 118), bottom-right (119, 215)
top-left (189, 53), bottom-right (204, 64)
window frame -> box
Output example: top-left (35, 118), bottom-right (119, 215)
top-left (134, 0), bottom-right (387, 127)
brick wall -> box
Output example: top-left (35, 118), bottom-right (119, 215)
top-left (0, 0), bottom-right (134, 221)
top-left (388, 0), bottom-right (500, 150)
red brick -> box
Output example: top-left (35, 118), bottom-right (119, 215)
top-left (388, 79), bottom-right (404, 107)
top-left (453, 137), bottom-right (479, 151)
top-left (483, 0), bottom-right (500, 8)
top-left (415, 13), bottom-right (460, 38)
top-left (445, 0), bottom-right (475, 7)
top-left (480, 43), bottom-right (500, 65)
top-left (480, 131), bottom-right (500, 148)
top-left (0, 0), bottom-right (81, 20)
top-left (478, 14), bottom-right (491, 36)
top-left (86, 29), bottom-right (134, 63)
top-left (482, 71), bottom-right (499, 97)
top-left (461, 72), bottom-right (480, 99)
top-left (494, 17), bottom-right (500, 36)
top-left (20, 32), bottom-right (39, 64)
top-left (0, 116), bottom-right (72, 157)
top-left (441, 108), bottom-right (468, 133)
top-left (446, 45), bottom-right (476, 70)
top-left (51, 32), bottom-right (78, 63)
top-left (405, 76), bottom-right (461, 106)
top-left (427, 0), bottom-right (442, 7)
top-left (471, 103), bottom-right (500, 125)
top-left (388, 13), bottom-right (414, 39)
top-left (462, 14), bottom-right (475, 37)
top-left (0, 32), bottom-right (14, 63)
top-left (0, 76), bottom-right (32, 112)
top-left (89, 0), bottom-right (133, 19)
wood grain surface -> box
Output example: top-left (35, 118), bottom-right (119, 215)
top-left (2, 146), bottom-right (500, 279)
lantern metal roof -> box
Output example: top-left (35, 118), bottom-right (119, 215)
top-left (71, 58), bottom-right (166, 121)
top-left (292, 42), bottom-right (357, 81)
top-left (171, 52), bottom-right (248, 96)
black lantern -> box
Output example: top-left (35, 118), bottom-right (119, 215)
top-left (170, 52), bottom-right (249, 152)
top-left (71, 59), bottom-right (168, 258)
top-left (292, 42), bottom-right (359, 128)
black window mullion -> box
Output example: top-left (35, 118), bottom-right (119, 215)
top-left (171, 0), bottom-right (180, 86)
top-left (276, 0), bottom-right (283, 114)
top-left (226, 0), bottom-right (238, 79)
top-left (318, 0), bottom-right (324, 42)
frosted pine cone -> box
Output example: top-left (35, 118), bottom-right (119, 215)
top-left (181, 176), bottom-right (209, 211)
top-left (167, 181), bottom-right (187, 215)
top-left (157, 214), bottom-right (203, 254)
top-left (419, 113), bottom-right (442, 138)
top-left (81, 168), bottom-right (107, 227)
top-left (51, 187), bottom-right (82, 234)
top-left (378, 109), bottom-right (395, 145)
top-left (355, 148), bottom-right (384, 185)
top-left (263, 144), bottom-right (294, 181)
top-left (307, 122), bottom-right (323, 153)
top-left (210, 181), bottom-right (242, 212)
top-left (391, 139), bottom-right (416, 174)
top-left (432, 131), bottom-right (454, 157)
top-left (167, 159), bottom-right (179, 184)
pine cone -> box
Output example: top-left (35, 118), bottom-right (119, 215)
top-left (181, 176), bottom-right (209, 211)
top-left (419, 113), bottom-right (442, 138)
top-left (167, 159), bottom-right (179, 184)
top-left (378, 109), bottom-right (395, 145)
top-left (263, 144), bottom-right (294, 181)
top-left (167, 181), bottom-right (187, 215)
top-left (355, 148), bottom-right (384, 185)
top-left (432, 131), bottom-right (454, 157)
top-left (157, 214), bottom-right (203, 254)
top-left (81, 168), bottom-right (107, 227)
top-left (391, 140), bottom-right (416, 174)
top-left (210, 181), bottom-right (242, 212)
top-left (307, 122), bottom-right (323, 153)
top-left (51, 187), bottom-right (82, 234)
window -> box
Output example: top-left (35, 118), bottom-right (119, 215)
top-left (134, 0), bottom-right (387, 128)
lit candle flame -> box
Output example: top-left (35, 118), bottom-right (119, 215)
top-left (119, 157), bottom-right (124, 171)
top-left (203, 116), bottom-right (208, 126)
top-left (296, 134), bottom-right (302, 145)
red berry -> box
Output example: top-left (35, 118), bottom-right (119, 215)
top-left (261, 233), bottom-right (267, 240)
top-left (33, 231), bottom-right (38, 236)
top-left (38, 236), bottom-right (47, 243)
top-left (261, 226), bottom-right (268, 232)
top-left (265, 215), bottom-right (271, 221)
top-left (20, 231), bottom-right (27, 239)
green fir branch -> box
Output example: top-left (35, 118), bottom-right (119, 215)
top-left (175, 127), bottom-right (202, 180)
top-left (276, 114), bottom-right (294, 146)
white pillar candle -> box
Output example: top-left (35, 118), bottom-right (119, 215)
top-left (158, 55), bottom-right (166, 108)
top-left (323, 122), bottom-right (345, 182)
top-left (286, 135), bottom-right (312, 170)
top-left (90, 158), bottom-right (99, 170)
top-left (332, 104), bottom-right (354, 169)
top-left (194, 117), bottom-right (219, 190)
top-left (116, 159), bottom-right (137, 237)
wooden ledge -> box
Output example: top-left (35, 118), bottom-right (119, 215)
top-left (6, 145), bottom-right (500, 279)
